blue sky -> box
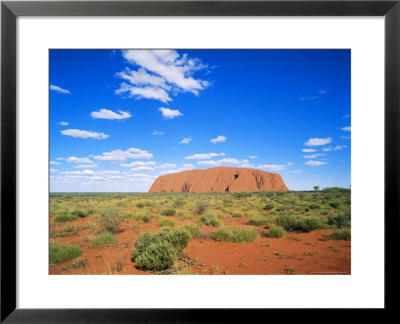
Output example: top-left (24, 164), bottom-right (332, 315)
top-left (49, 49), bottom-right (351, 192)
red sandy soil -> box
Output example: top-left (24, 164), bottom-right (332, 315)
top-left (50, 213), bottom-right (350, 275)
top-left (149, 167), bottom-right (289, 193)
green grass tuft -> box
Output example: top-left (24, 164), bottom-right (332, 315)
top-left (53, 213), bottom-right (78, 223)
top-left (90, 232), bottom-right (119, 248)
top-left (159, 218), bottom-right (178, 228)
top-left (212, 226), bottom-right (258, 243)
top-left (50, 242), bottom-right (81, 265)
top-left (197, 213), bottom-right (221, 227)
top-left (266, 226), bottom-right (286, 238)
top-left (330, 228), bottom-right (351, 241)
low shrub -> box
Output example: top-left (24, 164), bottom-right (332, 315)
top-left (297, 217), bottom-right (324, 233)
top-left (212, 226), bottom-right (258, 243)
top-left (71, 210), bottom-right (87, 218)
top-left (95, 207), bottom-right (124, 234)
top-left (169, 228), bottom-right (192, 249)
top-left (223, 199), bottom-right (233, 207)
top-left (50, 225), bottom-right (79, 238)
top-left (90, 232), bottom-right (119, 248)
top-left (49, 242), bottom-right (81, 265)
top-left (53, 212), bottom-right (78, 223)
top-left (172, 198), bottom-right (185, 208)
top-left (181, 224), bottom-right (202, 238)
top-left (276, 215), bottom-right (299, 231)
top-left (309, 203), bottom-right (320, 210)
top-left (232, 192), bottom-right (252, 199)
top-left (264, 203), bottom-right (274, 211)
top-left (194, 201), bottom-right (209, 215)
top-left (198, 213), bottom-right (221, 227)
top-left (330, 228), bottom-right (351, 241)
top-left (247, 217), bottom-right (271, 226)
top-left (135, 241), bottom-right (178, 271)
top-left (142, 214), bottom-right (152, 223)
top-left (161, 208), bottom-right (176, 217)
top-left (129, 213), bottom-right (152, 223)
top-left (132, 228), bottom-right (192, 271)
top-left (177, 211), bottom-right (194, 220)
top-left (266, 226), bottom-right (286, 238)
top-left (328, 213), bottom-right (351, 228)
top-left (329, 202), bottom-right (340, 209)
top-left (159, 218), bottom-right (178, 228)
top-left (230, 211), bottom-right (244, 218)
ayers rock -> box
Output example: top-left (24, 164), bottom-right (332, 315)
top-left (149, 167), bottom-right (289, 193)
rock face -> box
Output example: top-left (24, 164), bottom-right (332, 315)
top-left (148, 167), bottom-right (289, 193)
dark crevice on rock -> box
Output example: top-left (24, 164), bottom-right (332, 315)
top-left (182, 182), bottom-right (190, 192)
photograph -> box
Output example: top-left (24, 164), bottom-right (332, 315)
top-left (49, 49), bottom-right (351, 275)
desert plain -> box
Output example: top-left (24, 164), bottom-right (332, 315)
top-left (49, 168), bottom-right (350, 275)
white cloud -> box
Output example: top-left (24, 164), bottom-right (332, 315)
top-left (287, 170), bottom-right (303, 174)
top-left (74, 164), bottom-right (98, 168)
top-left (341, 126), bottom-right (351, 132)
top-left (116, 67), bottom-right (171, 90)
top-left (130, 167), bottom-right (155, 172)
top-left (341, 136), bottom-right (351, 140)
top-left (130, 173), bottom-right (154, 178)
top-left (302, 148), bottom-right (316, 153)
top-left (303, 153), bottom-right (325, 159)
top-left (60, 170), bottom-right (96, 176)
top-left (299, 90), bottom-right (327, 101)
top-left (121, 50), bottom-right (209, 94)
top-left (59, 121), bottom-right (69, 126)
top-left (61, 129), bottom-right (109, 140)
top-left (120, 161), bottom-right (156, 168)
top-left (210, 135), bottom-right (227, 144)
top-left (159, 163), bottom-right (195, 175)
top-left (258, 162), bottom-right (292, 172)
top-left (50, 161), bottom-right (61, 165)
top-left (342, 114), bottom-right (350, 119)
top-left (151, 130), bottom-right (164, 136)
top-left (197, 158), bottom-right (241, 166)
top-left (181, 164), bottom-right (194, 170)
top-left (304, 137), bottom-right (332, 146)
top-left (158, 107), bottom-right (183, 119)
top-left (157, 163), bottom-right (177, 169)
top-left (66, 156), bottom-right (93, 164)
top-left (93, 148), bottom-right (153, 162)
top-left (305, 160), bottom-right (328, 166)
top-left (90, 109), bottom-right (131, 120)
top-left (299, 95), bottom-right (319, 101)
top-left (50, 169), bottom-right (58, 173)
top-left (60, 170), bottom-right (119, 176)
top-left (116, 83), bottom-right (172, 103)
top-left (185, 152), bottom-right (225, 160)
top-left (248, 155), bottom-right (258, 159)
top-left (322, 145), bottom-right (347, 152)
top-left (239, 159), bottom-right (254, 168)
top-left (179, 137), bottom-right (192, 144)
top-left (50, 84), bottom-right (70, 94)
top-left (160, 170), bottom-right (179, 175)
top-left (108, 176), bottom-right (126, 180)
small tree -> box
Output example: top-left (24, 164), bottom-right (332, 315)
top-left (95, 207), bottom-right (124, 234)
top-left (313, 186), bottom-right (320, 192)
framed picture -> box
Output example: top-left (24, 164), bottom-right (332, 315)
top-left (1, 0), bottom-right (398, 321)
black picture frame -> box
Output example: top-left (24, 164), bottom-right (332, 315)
top-left (1, 0), bottom-right (399, 322)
